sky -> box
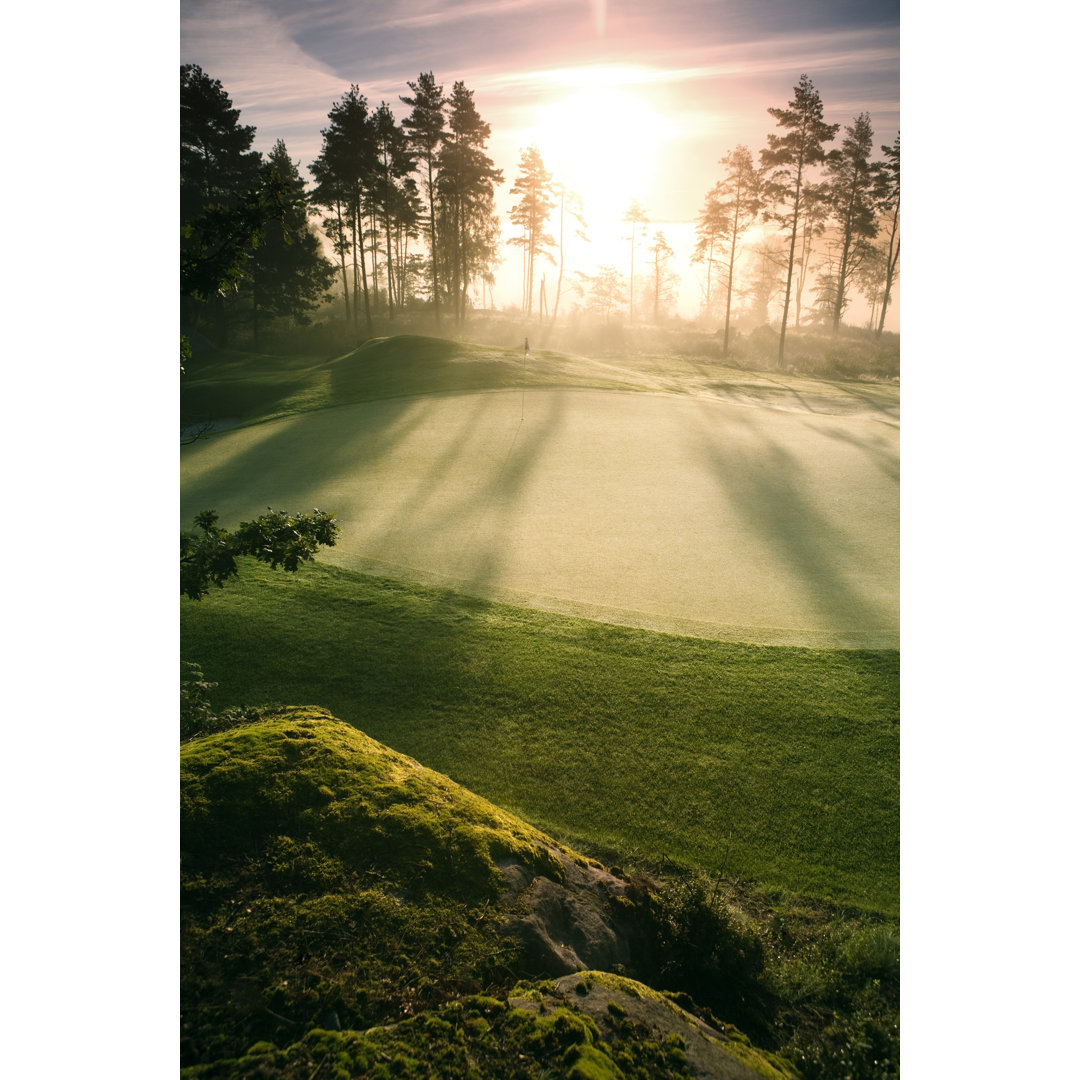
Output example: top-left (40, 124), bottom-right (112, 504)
top-left (180, 0), bottom-right (900, 324)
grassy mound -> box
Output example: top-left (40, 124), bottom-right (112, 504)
top-left (181, 709), bottom-right (799, 1078)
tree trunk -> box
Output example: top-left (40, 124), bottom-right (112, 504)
top-left (778, 176), bottom-right (802, 368)
top-left (552, 193), bottom-right (565, 324)
top-left (876, 206), bottom-right (900, 336)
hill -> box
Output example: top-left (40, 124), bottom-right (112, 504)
top-left (181, 708), bottom-right (799, 1078)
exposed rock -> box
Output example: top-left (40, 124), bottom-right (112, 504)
top-left (498, 850), bottom-right (641, 976)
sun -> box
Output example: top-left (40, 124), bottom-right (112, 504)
top-left (523, 73), bottom-right (667, 225)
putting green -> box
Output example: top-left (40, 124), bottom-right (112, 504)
top-left (181, 387), bottom-right (898, 647)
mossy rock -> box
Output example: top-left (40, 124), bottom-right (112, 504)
top-left (181, 710), bottom-right (799, 1078)
top-left (181, 707), bottom-right (566, 899)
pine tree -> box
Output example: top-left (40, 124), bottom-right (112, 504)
top-left (508, 146), bottom-right (555, 317)
top-left (401, 73), bottom-right (448, 324)
top-left (822, 113), bottom-right (879, 333)
top-left (703, 146), bottom-right (762, 353)
top-left (438, 82), bottom-right (503, 323)
top-left (647, 232), bottom-right (679, 323)
top-left (692, 184), bottom-right (728, 317)
top-left (623, 199), bottom-right (649, 323)
top-left (314, 86), bottom-right (377, 333)
top-left (873, 133), bottom-right (900, 336)
top-left (180, 65), bottom-right (264, 342)
top-left (371, 102), bottom-right (416, 318)
top-left (248, 140), bottom-right (335, 340)
top-left (760, 75), bottom-right (839, 365)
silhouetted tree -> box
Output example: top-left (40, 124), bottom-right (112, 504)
top-left (246, 141), bottom-right (335, 341)
top-left (707, 146), bottom-right (762, 353)
top-left (438, 81), bottom-right (503, 323)
top-left (760, 75), bottom-right (839, 364)
top-left (508, 146), bottom-right (556, 317)
top-left (180, 64), bottom-right (264, 342)
top-left (370, 103), bottom-right (415, 318)
top-left (180, 65), bottom-right (261, 228)
top-left (313, 86), bottom-right (376, 334)
top-left (873, 133), bottom-right (900, 336)
top-left (623, 199), bottom-right (649, 323)
top-left (401, 72), bottom-right (448, 323)
top-left (821, 113), bottom-right (879, 333)
top-left (308, 170), bottom-right (353, 322)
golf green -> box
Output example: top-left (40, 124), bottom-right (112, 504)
top-left (181, 387), bottom-right (898, 647)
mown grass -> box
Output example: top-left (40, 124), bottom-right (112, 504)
top-left (180, 334), bottom-right (657, 431)
top-left (180, 560), bottom-right (898, 916)
top-left (180, 332), bottom-right (899, 433)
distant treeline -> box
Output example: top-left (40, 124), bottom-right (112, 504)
top-left (180, 67), bottom-right (898, 364)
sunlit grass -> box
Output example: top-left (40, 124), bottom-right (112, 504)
top-left (181, 560), bottom-right (898, 916)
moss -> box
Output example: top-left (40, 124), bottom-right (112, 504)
top-left (566, 1042), bottom-right (626, 1079)
top-left (718, 1038), bottom-right (798, 1080)
top-left (181, 709), bottom-right (568, 899)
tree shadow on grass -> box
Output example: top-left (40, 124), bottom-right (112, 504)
top-left (688, 405), bottom-right (898, 635)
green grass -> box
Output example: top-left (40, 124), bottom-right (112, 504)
top-left (181, 332), bottom-right (900, 432)
top-left (180, 334), bottom-right (658, 430)
top-left (181, 560), bottom-right (898, 916)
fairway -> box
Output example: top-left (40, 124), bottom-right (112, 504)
top-left (181, 386), bottom-right (898, 647)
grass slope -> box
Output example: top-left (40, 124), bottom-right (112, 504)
top-left (181, 561), bottom-right (899, 916)
top-left (181, 333), bottom-right (900, 432)
top-left (181, 709), bottom-right (801, 1079)
top-left (180, 334), bottom-right (652, 431)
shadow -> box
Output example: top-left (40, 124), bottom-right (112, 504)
top-left (809, 422), bottom-right (901, 484)
top-left (818, 378), bottom-right (900, 422)
top-left (687, 405), bottom-right (898, 634)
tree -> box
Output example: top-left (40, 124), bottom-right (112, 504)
top-left (623, 199), bottom-right (649, 323)
top-left (551, 181), bottom-right (588, 324)
top-left (248, 141), bottom-right (335, 341)
top-left (873, 133), bottom-right (900, 336)
top-left (401, 73), bottom-right (448, 324)
top-left (792, 182), bottom-right (829, 328)
top-left (508, 145), bottom-right (556, 317)
top-left (821, 113), bottom-right (879, 333)
top-left (646, 231), bottom-right (680, 323)
top-left (180, 65), bottom-right (261, 228)
top-left (692, 184), bottom-right (728, 317)
top-left (180, 65), bottom-right (264, 342)
top-left (759, 75), bottom-right (839, 365)
top-left (371, 102), bottom-right (415, 319)
top-left (585, 265), bottom-right (627, 323)
top-left (437, 82), bottom-right (503, 323)
top-left (702, 145), bottom-right (762, 353)
top-left (313, 86), bottom-right (377, 334)
top-left (181, 509), bottom-right (339, 601)
top-left (740, 236), bottom-right (788, 328)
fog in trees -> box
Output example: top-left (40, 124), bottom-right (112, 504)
top-left (180, 65), bottom-right (898, 355)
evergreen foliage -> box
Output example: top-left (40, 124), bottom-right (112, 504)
top-left (759, 75), bottom-right (840, 364)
